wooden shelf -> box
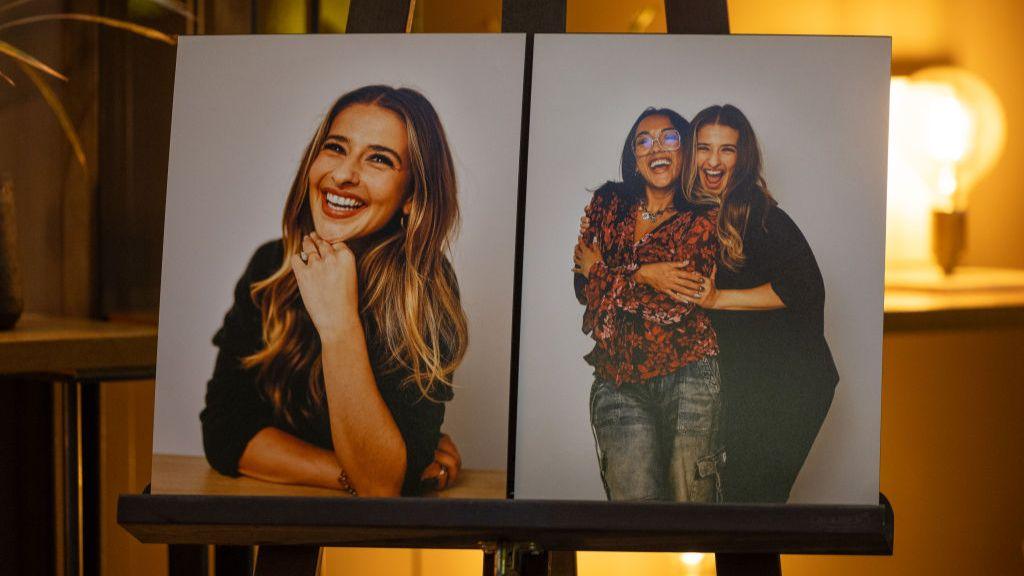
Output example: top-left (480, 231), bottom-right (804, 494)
top-left (0, 313), bottom-right (157, 378)
top-left (883, 267), bottom-right (1024, 331)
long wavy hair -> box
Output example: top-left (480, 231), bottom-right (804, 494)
top-left (243, 85), bottom-right (468, 428)
top-left (683, 104), bottom-right (776, 271)
top-left (616, 107), bottom-right (691, 209)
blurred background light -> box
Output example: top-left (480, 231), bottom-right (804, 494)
top-left (886, 67), bottom-right (1006, 272)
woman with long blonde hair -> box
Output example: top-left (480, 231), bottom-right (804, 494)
top-left (672, 104), bottom-right (839, 502)
top-left (200, 85), bottom-right (468, 496)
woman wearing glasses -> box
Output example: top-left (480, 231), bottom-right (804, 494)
top-left (668, 104), bottom-right (839, 502)
top-left (572, 108), bottom-right (724, 502)
top-left (200, 85), bottom-right (466, 497)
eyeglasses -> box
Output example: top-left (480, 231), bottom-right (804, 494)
top-left (633, 129), bottom-right (682, 156)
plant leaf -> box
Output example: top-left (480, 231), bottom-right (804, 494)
top-left (0, 67), bottom-right (14, 86)
top-left (146, 0), bottom-right (194, 21)
top-left (18, 60), bottom-right (87, 171)
top-left (0, 39), bottom-right (67, 81)
top-left (0, 14), bottom-right (178, 45)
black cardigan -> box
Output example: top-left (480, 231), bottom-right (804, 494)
top-left (709, 204), bottom-right (839, 394)
top-left (198, 240), bottom-right (451, 496)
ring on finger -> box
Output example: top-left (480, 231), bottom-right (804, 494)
top-left (299, 251), bottom-right (309, 264)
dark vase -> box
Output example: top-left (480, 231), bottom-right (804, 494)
top-left (0, 176), bottom-right (23, 329)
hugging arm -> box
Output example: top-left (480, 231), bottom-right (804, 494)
top-left (573, 191), bottom-right (717, 325)
top-left (630, 214), bottom-right (719, 323)
top-left (669, 209), bottom-right (821, 312)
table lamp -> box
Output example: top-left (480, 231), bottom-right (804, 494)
top-left (893, 66), bottom-right (1006, 275)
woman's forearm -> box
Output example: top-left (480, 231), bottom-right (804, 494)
top-left (320, 316), bottom-right (408, 497)
top-left (712, 282), bottom-right (786, 310)
top-left (238, 427), bottom-right (343, 490)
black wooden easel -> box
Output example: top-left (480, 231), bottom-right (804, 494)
top-left (121, 1), bottom-right (895, 574)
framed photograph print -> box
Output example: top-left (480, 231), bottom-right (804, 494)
top-left (513, 34), bottom-right (891, 505)
top-left (151, 34), bottom-right (526, 499)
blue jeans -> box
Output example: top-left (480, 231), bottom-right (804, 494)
top-left (589, 356), bottom-right (724, 502)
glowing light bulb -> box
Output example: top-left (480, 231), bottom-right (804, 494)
top-left (885, 67), bottom-right (1006, 270)
top-left (921, 86), bottom-right (972, 163)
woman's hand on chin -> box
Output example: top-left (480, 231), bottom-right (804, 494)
top-left (292, 231), bottom-right (361, 339)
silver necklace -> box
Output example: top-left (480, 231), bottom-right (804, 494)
top-left (639, 202), bottom-right (673, 222)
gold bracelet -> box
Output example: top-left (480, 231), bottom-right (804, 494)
top-left (337, 469), bottom-right (358, 496)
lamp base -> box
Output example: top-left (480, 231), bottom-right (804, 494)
top-left (932, 210), bottom-right (966, 276)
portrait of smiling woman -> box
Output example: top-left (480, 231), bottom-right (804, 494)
top-left (674, 104), bottom-right (840, 503)
top-left (199, 85), bottom-right (468, 497)
top-left (572, 108), bottom-right (723, 503)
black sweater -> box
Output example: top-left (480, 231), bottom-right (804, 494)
top-left (709, 204), bottom-right (839, 394)
top-left (199, 240), bottom-right (451, 496)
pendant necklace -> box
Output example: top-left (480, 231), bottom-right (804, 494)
top-left (639, 202), bottom-right (673, 222)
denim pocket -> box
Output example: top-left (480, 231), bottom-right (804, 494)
top-left (676, 359), bottom-right (719, 435)
top-left (699, 356), bottom-right (721, 395)
top-left (589, 379), bottom-right (612, 429)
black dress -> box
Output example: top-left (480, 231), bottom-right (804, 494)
top-left (709, 204), bottom-right (839, 503)
top-left (199, 240), bottom-right (452, 496)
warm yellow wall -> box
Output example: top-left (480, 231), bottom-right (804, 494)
top-left (729, 0), bottom-right (951, 60)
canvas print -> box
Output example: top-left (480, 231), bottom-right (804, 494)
top-left (151, 35), bottom-right (525, 498)
top-left (514, 35), bottom-right (890, 504)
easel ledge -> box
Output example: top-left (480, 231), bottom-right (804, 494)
top-left (118, 493), bottom-right (893, 554)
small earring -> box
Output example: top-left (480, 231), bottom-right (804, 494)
top-left (400, 213), bottom-right (408, 229)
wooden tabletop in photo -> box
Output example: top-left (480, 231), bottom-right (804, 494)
top-left (0, 313), bottom-right (158, 378)
top-left (151, 454), bottom-right (507, 500)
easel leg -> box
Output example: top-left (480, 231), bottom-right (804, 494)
top-left (546, 551), bottom-right (577, 575)
top-left (253, 546), bottom-right (321, 576)
top-left (482, 543), bottom-right (577, 576)
top-left (715, 553), bottom-right (782, 576)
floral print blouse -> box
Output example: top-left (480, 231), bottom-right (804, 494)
top-left (576, 186), bottom-right (720, 386)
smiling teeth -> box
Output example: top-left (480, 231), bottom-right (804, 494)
top-left (650, 159), bottom-right (670, 168)
top-left (326, 193), bottom-right (365, 209)
top-left (704, 170), bottom-right (723, 177)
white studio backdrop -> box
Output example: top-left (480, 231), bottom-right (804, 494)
top-left (153, 35), bottom-right (526, 474)
top-left (514, 35), bottom-right (890, 503)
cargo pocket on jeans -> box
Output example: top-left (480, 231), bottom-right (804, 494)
top-left (696, 449), bottom-right (727, 503)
